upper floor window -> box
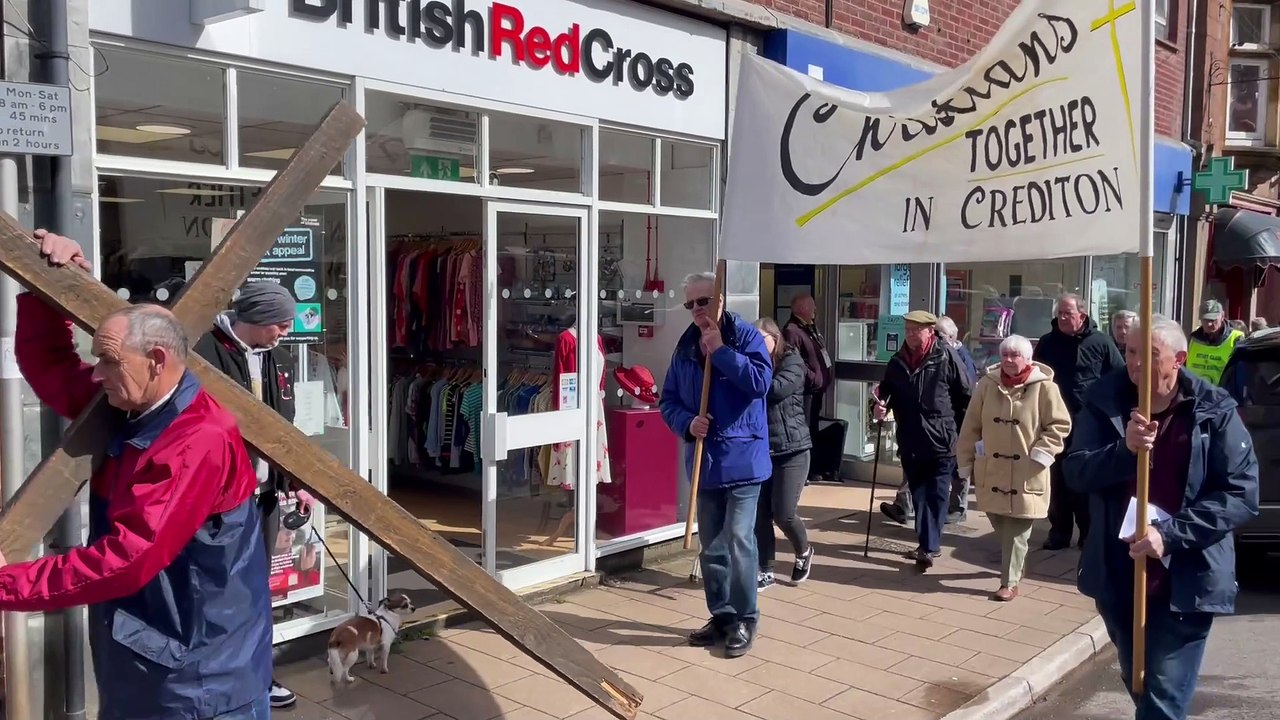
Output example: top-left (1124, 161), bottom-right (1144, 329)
top-left (1155, 0), bottom-right (1169, 41)
top-left (1227, 58), bottom-right (1269, 146)
top-left (1233, 4), bottom-right (1272, 50)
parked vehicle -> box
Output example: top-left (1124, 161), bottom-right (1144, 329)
top-left (1220, 328), bottom-right (1280, 556)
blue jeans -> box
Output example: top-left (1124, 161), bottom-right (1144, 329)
top-left (213, 696), bottom-right (270, 719)
top-left (1097, 599), bottom-right (1213, 720)
top-left (697, 483), bottom-right (762, 627)
top-left (903, 455), bottom-right (955, 554)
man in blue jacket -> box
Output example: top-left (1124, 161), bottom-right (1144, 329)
top-left (1065, 316), bottom-right (1258, 720)
top-left (661, 271), bottom-right (772, 658)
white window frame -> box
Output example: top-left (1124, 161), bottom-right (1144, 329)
top-left (1232, 3), bottom-right (1272, 50)
top-left (1226, 57), bottom-right (1270, 146)
top-left (1155, 0), bottom-right (1170, 41)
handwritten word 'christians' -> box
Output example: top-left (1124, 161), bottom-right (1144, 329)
top-left (778, 13), bottom-right (1079, 197)
top-left (958, 95), bottom-right (1122, 229)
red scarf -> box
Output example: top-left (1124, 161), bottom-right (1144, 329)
top-left (903, 335), bottom-right (935, 370)
top-left (1001, 364), bottom-right (1034, 388)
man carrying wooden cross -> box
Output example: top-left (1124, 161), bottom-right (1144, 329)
top-left (0, 231), bottom-right (273, 719)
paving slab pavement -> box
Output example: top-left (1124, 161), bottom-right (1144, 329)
top-left (275, 483), bottom-right (1108, 720)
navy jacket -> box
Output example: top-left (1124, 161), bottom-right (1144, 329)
top-left (660, 312), bottom-right (773, 489)
top-left (1064, 368), bottom-right (1260, 614)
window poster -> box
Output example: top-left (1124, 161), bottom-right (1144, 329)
top-left (268, 493), bottom-right (326, 608)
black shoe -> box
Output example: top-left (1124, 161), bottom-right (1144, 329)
top-left (1042, 537), bottom-right (1070, 551)
top-left (724, 622), bottom-right (754, 658)
top-left (791, 546), bottom-right (814, 584)
top-left (689, 620), bottom-right (724, 647)
top-left (757, 571), bottom-right (775, 591)
top-left (880, 502), bottom-right (907, 525)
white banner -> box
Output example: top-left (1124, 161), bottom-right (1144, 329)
top-left (722, 0), bottom-right (1147, 265)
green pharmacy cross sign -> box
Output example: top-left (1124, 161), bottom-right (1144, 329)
top-left (1193, 156), bottom-right (1249, 206)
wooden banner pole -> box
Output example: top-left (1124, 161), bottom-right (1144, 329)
top-left (1132, 256), bottom-right (1153, 695)
top-left (683, 259), bottom-right (727, 550)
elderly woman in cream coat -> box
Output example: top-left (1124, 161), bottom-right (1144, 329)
top-left (957, 335), bottom-right (1071, 601)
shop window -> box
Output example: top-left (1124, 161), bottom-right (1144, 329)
top-left (97, 175), bottom-right (356, 624)
top-left (596, 210), bottom-right (716, 546)
top-left (365, 92), bottom-right (481, 181)
top-left (599, 130), bottom-right (655, 205)
top-left (1228, 60), bottom-right (1271, 147)
top-left (836, 265), bottom-right (892, 361)
top-left (1232, 4), bottom-right (1272, 49)
top-left (943, 259), bottom-right (1085, 369)
top-left (658, 140), bottom-right (715, 210)
top-left (487, 111), bottom-right (585, 194)
top-left (835, 380), bottom-right (898, 464)
top-left (94, 47), bottom-right (226, 164)
top-left (238, 71), bottom-right (346, 174)
top-left (1090, 234), bottom-right (1168, 338)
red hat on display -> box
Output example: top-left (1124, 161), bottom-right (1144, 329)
top-left (614, 365), bottom-right (659, 405)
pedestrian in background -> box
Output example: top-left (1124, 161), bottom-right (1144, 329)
top-left (783, 294), bottom-right (834, 483)
top-left (1065, 315), bottom-right (1258, 720)
top-left (660, 272), bottom-right (772, 658)
top-left (957, 335), bottom-right (1071, 601)
top-left (1186, 300), bottom-right (1243, 386)
top-left (194, 281), bottom-right (311, 709)
top-left (873, 309), bottom-right (972, 570)
top-left (937, 315), bottom-right (978, 523)
top-left (1111, 309), bottom-right (1137, 356)
top-left (1035, 293), bottom-right (1122, 550)
top-left (753, 318), bottom-right (815, 590)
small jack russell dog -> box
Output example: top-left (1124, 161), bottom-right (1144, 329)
top-left (327, 593), bottom-right (416, 683)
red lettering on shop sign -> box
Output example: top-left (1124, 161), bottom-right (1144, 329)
top-left (491, 2), bottom-right (581, 74)
top-left (491, 2), bottom-right (526, 61)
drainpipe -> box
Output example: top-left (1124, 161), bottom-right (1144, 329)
top-left (1177, 0), bottom-right (1203, 326)
top-left (0, 153), bottom-right (34, 720)
top-left (39, 1), bottom-right (87, 717)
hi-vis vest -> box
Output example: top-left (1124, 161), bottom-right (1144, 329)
top-left (1186, 329), bottom-right (1244, 385)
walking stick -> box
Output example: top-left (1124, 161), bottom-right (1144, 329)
top-left (683, 259), bottom-right (727, 551)
top-left (864, 419), bottom-right (883, 558)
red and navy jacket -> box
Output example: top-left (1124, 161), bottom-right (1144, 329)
top-left (3, 294), bottom-right (272, 719)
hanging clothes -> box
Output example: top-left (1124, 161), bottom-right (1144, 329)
top-left (548, 327), bottom-right (612, 490)
top-left (387, 239), bottom-right (482, 355)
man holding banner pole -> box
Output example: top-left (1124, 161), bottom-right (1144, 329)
top-left (1063, 316), bottom-right (1258, 719)
top-left (659, 271), bottom-right (772, 658)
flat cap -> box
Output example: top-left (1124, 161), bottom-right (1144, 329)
top-left (903, 309), bottom-right (938, 325)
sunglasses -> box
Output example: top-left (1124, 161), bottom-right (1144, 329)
top-left (683, 296), bottom-right (713, 311)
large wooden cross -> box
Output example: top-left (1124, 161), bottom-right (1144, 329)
top-left (0, 102), bottom-right (640, 720)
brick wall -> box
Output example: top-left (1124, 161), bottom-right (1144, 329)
top-left (749, 0), bottom-right (1188, 138)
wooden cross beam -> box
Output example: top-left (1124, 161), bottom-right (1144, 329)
top-left (0, 102), bottom-right (641, 720)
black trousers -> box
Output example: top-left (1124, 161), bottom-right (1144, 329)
top-left (1047, 460), bottom-right (1089, 544)
top-left (755, 450), bottom-right (811, 570)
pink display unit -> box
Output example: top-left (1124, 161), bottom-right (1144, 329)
top-left (599, 408), bottom-right (679, 539)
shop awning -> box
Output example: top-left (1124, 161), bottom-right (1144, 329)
top-left (1213, 207), bottom-right (1280, 270)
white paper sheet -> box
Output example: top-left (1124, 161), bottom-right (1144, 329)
top-left (293, 381), bottom-right (325, 437)
top-left (1120, 497), bottom-right (1172, 568)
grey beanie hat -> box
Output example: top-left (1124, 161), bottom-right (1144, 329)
top-left (234, 282), bottom-right (295, 326)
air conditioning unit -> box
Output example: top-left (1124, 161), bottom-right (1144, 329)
top-left (401, 106), bottom-right (479, 157)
